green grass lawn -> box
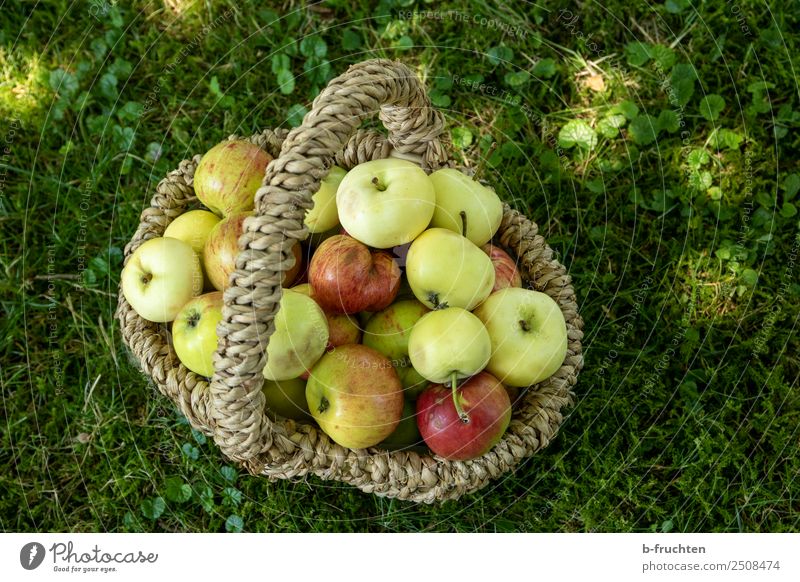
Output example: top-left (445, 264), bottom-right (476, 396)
top-left (1, 0), bottom-right (798, 532)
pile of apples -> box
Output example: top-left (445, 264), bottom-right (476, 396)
top-left (122, 139), bottom-right (568, 461)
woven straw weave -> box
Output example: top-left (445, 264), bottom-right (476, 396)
top-left (116, 59), bottom-right (584, 503)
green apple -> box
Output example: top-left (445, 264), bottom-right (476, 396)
top-left (406, 228), bottom-right (495, 310)
top-left (164, 209), bottom-right (221, 289)
top-left (473, 287), bottom-right (568, 387)
top-left (378, 399), bottom-right (423, 450)
top-left (408, 307), bottom-right (491, 385)
top-left (429, 168), bottom-right (503, 246)
top-left (362, 299), bottom-right (430, 393)
top-left (396, 362), bottom-right (428, 399)
top-left (172, 291), bottom-right (223, 377)
top-left (121, 237), bottom-right (203, 323)
top-left (336, 158), bottom-right (435, 248)
top-left (262, 289), bottom-right (329, 381)
top-left (304, 166), bottom-right (347, 233)
top-left (262, 377), bottom-right (310, 421)
top-left (306, 344), bottom-right (404, 449)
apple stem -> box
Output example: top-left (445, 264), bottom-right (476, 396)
top-left (519, 319), bottom-right (531, 332)
top-left (371, 176), bottom-right (386, 191)
top-left (451, 371), bottom-right (469, 424)
top-left (459, 211), bottom-right (468, 238)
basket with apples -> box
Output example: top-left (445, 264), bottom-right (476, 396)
top-left (117, 59), bottom-right (583, 503)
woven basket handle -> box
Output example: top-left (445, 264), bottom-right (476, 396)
top-left (210, 59), bottom-right (448, 462)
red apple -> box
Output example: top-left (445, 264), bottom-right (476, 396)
top-left (309, 234), bottom-right (401, 314)
top-left (194, 140), bottom-right (272, 217)
top-left (203, 211), bottom-right (251, 291)
top-left (416, 372), bottom-right (511, 461)
top-left (483, 243), bottom-right (522, 293)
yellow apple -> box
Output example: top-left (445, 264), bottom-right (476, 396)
top-left (164, 209), bottom-right (221, 289)
top-left (406, 228), bottom-right (495, 310)
top-left (407, 307), bottom-right (491, 384)
top-left (304, 166), bottom-right (347, 233)
top-left (121, 237), bottom-right (203, 323)
top-left (172, 291), bottom-right (223, 377)
top-left (306, 344), bottom-right (403, 448)
top-left (429, 168), bottom-right (503, 246)
top-left (473, 287), bottom-right (568, 387)
top-left (336, 158), bottom-right (435, 248)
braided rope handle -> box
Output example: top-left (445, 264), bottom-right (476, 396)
top-left (209, 59), bottom-right (448, 462)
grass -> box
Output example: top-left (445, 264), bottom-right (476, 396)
top-left (1, 0), bottom-right (799, 532)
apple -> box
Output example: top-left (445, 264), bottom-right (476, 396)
top-left (395, 362), bottom-right (428, 399)
top-left (193, 140), bottom-right (272, 217)
top-left (483, 243), bottom-right (522, 292)
top-left (428, 168), bottom-right (503, 246)
top-left (291, 283), bottom-right (361, 348)
top-left (262, 377), bottom-right (311, 421)
top-left (203, 211), bottom-right (250, 291)
top-left (306, 344), bottom-right (404, 449)
top-left (164, 209), bottom-right (221, 256)
top-left (282, 242), bottom-right (304, 288)
top-left (378, 399), bottom-right (423, 450)
top-left (336, 158), bottom-right (435, 248)
top-left (164, 209), bottom-right (221, 289)
top-left (406, 228), bottom-right (495, 310)
top-left (304, 166), bottom-right (347, 233)
top-left (309, 234), bottom-right (401, 314)
top-left (416, 371), bottom-right (511, 461)
top-left (362, 299), bottom-right (430, 393)
top-left (262, 288), bottom-right (329, 381)
top-left (172, 291), bottom-right (223, 377)
top-left (121, 237), bottom-right (203, 323)
top-left (407, 307), bottom-right (491, 391)
top-left (326, 313), bottom-right (361, 348)
top-left (473, 287), bottom-right (568, 387)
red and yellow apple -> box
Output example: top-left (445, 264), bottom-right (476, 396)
top-left (306, 344), bottom-right (404, 449)
top-left (193, 140), bottom-right (272, 217)
top-left (483, 243), bottom-right (522, 293)
top-left (203, 211), bottom-right (251, 291)
top-left (308, 234), bottom-right (401, 314)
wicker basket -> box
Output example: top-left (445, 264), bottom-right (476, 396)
top-left (117, 59), bottom-right (584, 503)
